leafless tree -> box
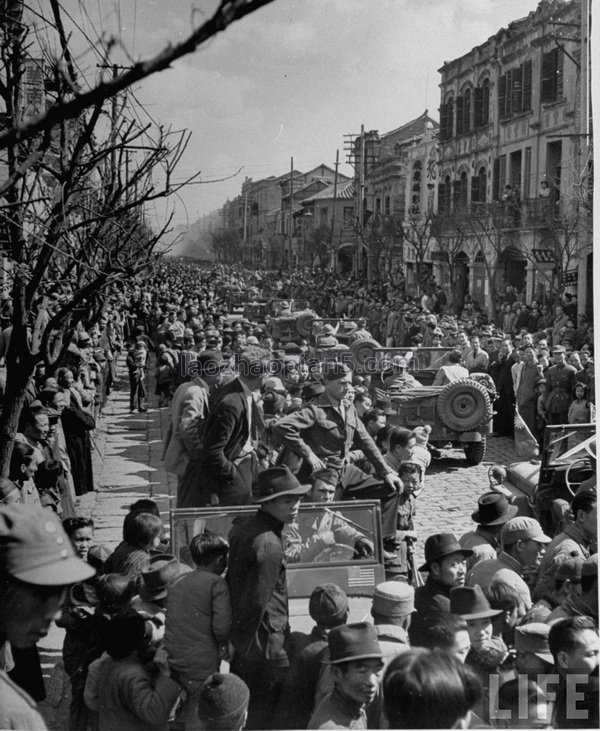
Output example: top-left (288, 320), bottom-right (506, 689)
top-left (0, 0), bottom-right (274, 473)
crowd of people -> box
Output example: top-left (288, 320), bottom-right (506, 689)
top-left (0, 260), bottom-right (597, 731)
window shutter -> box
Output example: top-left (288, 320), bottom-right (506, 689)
top-left (474, 86), bottom-right (483, 127)
top-left (438, 183), bottom-right (446, 213)
top-left (452, 179), bottom-right (462, 208)
top-left (439, 103), bottom-right (448, 141)
top-left (456, 96), bottom-right (464, 135)
top-left (498, 74), bottom-right (507, 118)
top-left (541, 50), bottom-right (556, 102)
top-left (478, 168), bottom-right (487, 203)
top-left (556, 49), bottom-right (564, 99)
top-left (522, 60), bottom-right (532, 110)
top-left (511, 65), bottom-right (523, 113)
top-left (471, 175), bottom-right (480, 203)
top-left (505, 69), bottom-right (513, 116)
top-left (492, 158), bottom-right (501, 201)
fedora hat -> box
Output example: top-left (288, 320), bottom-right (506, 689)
top-left (419, 533), bottom-right (473, 572)
top-left (514, 623), bottom-right (553, 665)
top-left (253, 466), bottom-right (311, 503)
top-left (326, 621), bottom-right (383, 664)
top-left (471, 492), bottom-right (518, 526)
top-left (450, 584), bottom-right (502, 620)
top-left (140, 553), bottom-right (181, 601)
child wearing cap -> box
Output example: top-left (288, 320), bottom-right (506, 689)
top-left (197, 672), bottom-right (250, 730)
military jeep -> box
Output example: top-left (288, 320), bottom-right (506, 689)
top-left (385, 377), bottom-right (497, 465)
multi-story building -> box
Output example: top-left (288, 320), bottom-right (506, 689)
top-left (266, 164), bottom-right (348, 269)
top-left (350, 113), bottom-right (439, 283)
top-left (297, 179), bottom-right (356, 271)
top-left (240, 172), bottom-right (299, 268)
top-left (434, 0), bottom-right (591, 316)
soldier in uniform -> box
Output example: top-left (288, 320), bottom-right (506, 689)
top-left (545, 345), bottom-right (577, 425)
top-left (283, 469), bottom-right (374, 563)
top-left (271, 363), bottom-right (403, 548)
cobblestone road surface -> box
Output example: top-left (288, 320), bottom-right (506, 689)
top-left (38, 362), bottom-right (519, 728)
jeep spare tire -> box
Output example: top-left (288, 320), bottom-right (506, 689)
top-left (350, 338), bottom-right (380, 369)
top-left (437, 378), bottom-right (491, 431)
top-left (296, 312), bottom-right (315, 338)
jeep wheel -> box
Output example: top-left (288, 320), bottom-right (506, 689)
top-left (349, 338), bottom-right (380, 369)
top-left (464, 438), bottom-right (486, 465)
top-left (437, 378), bottom-right (491, 431)
top-left (296, 312), bottom-right (315, 338)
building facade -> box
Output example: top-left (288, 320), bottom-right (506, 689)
top-left (434, 0), bottom-right (591, 316)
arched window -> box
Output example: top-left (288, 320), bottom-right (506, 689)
top-left (439, 174), bottom-right (452, 214)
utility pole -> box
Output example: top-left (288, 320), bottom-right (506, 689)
top-left (243, 185), bottom-right (248, 243)
top-left (289, 156), bottom-right (294, 271)
top-left (358, 124), bottom-right (366, 277)
top-left (330, 149), bottom-right (340, 271)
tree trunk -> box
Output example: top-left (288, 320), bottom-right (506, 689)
top-left (0, 351), bottom-right (35, 477)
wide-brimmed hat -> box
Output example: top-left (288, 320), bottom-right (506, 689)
top-left (140, 553), bottom-right (181, 601)
top-left (471, 492), bottom-right (519, 526)
top-left (419, 533), bottom-right (473, 572)
top-left (501, 517), bottom-right (551, 546)
top-left (514, 623), bottom-right (553, 665)
top-left (253, 466), bottom-right (311, 503)
top-left (325, 621), bottom-right (383, 664)
top-left (450, 584), bottom-right (502, 620)
top-left (0, 505), bottom-right (95, 586)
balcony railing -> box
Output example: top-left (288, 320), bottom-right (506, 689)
top-left (434, 198), bottom-right (565, 234)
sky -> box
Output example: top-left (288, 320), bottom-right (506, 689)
top-left (48, 0), bottom-right (542, 229)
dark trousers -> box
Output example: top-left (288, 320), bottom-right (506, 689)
top-left (547, 411), bottom-right (569, 425)
top-left (128, 370), bottom-right (146, 410)
top-left (230, 655), bottom-right (288, 730)
top-left (220, 452), bottom-right (258, 506)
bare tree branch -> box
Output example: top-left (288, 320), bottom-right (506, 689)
top-left (0, 0), bottom-right (277, 150)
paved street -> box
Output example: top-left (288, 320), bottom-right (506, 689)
top-left (82, 367), bottom-right (519, 564)
top-left (37, 362), bottom-right (519, 729)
